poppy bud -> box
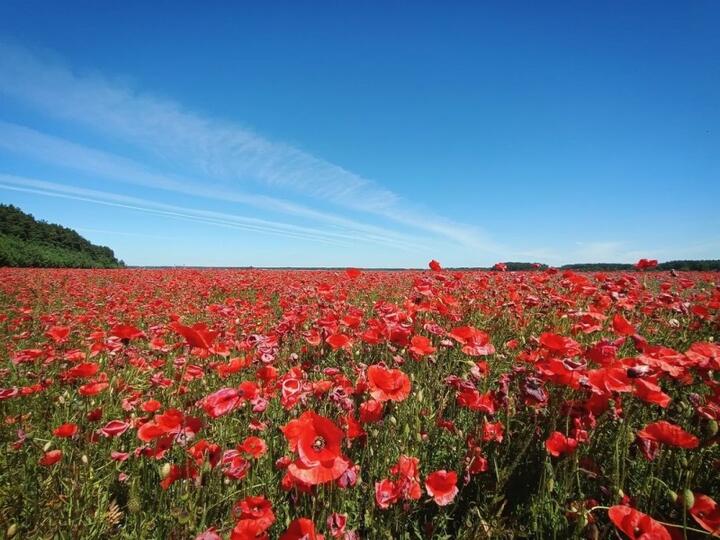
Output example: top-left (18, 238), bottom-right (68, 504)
top-left (81, 454), bottom-right (88, 465)
top-left (682, 489), bottom-right (695, 510)
top-left (703, 420), bottom-right (718, 439)
top-left (159, 463), bottom-right (171, 479)
top-left (43, 441), bottom-right (53, 452)
top-left (667, 489), bottom-right (678, 503)
top-left (388, 415), bottom-right (397, 425)
top-left (6, 524), bottom-right (17, 538)
top-left (547, 478), bottom-right (554, 492)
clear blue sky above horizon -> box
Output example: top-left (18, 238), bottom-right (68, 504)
top-left (0, 1), bottom-right (718, 267)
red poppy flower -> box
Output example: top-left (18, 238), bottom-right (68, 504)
top-left (448, 326), bottom-right (496, 356)
top-left (230, 520), bottom-right (269, 540)
top-left (375, 479), bottom-right (400, 509)
top-left (170, 321), bottom-right (217, 350)
top-left (100, 420), bottom-right (130, 438)
top-left (280, 518), bottom-right (324, 540)
top-left (689, 493), bottom-right (720, 536)
top-left (367, 365), bottom-right (411, 402)
top-left (39, 449), bottom-right (62, 467)
top-left (159, 462), bottom-right (198, 490)
top-left (201, 388), bottom-right (241, 418)
top-left (539, 333), bottom-right (581, 356)
top-left (137, 408), bottom-right (200, 442)
top-left (635, 259), bottom-right (658, 270)
top-left (409, 335), bottom-right (436, 357)
top-left (110, 324), bottom-right (146, 341)
top-left (239, 436), bottom-right (267, 458)
top-left (326, 333), bottom-right (352, 350)
top-left (345, 268), bottom-right (361, 279)
top-left (141, 399), bottom-right (162, 413)
top-left (612, 314), bottom-right (637, 337)
top-left (425, 470), bottom-right (458, 506)
top-left (608, 505), bottom-right (670, 539)
top-left (46, 325), bottom-right (71, 344)
top-left (429, 259), bottom-right (442, 271)
top-left (390, 455), bottom-right (423, 501)
top-left (636, 421), bottom-right (699, 449)
top-left (53, 423), bottom-right (78, 438)
top-left (359, 399), bottom-right (384, 423)
top-left (482, 421), bottom-right (504, 443)
top-left (232, 495), bottom-right (275, 532)
top-left (456, 389), bottom-right (496, 414)
top-left (633, 379), bottom-right (671, 408)
top-left (327, 512), bottom-right (347, 538)
top-left (64, 362), bottom-right (100, 380)
top-left (78, 381), bottom-right (109, 396)
top-left (545, 432), bottom-right (578, 457)
top-left (282, 411), bottom-right (349, 485)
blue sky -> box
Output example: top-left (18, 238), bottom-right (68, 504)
top-left (0, 1), bottom-right (718, 267)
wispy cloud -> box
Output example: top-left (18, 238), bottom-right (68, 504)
top-left (0, 121), bottom-right (425, 251)
top-left (0, 174), bottom-right (366, 248)
top-left (0, 42), bottom-right (498, 253)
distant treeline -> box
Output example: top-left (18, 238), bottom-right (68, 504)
top-left (0, 204), bottom-right (124, 268)
top-left (559, 261), bottom-right (720, 271)
top-left (443, 261), bottom-right (720, 272)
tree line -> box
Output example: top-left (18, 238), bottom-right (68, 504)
top-left (0, 204), bottom-right (124, 268)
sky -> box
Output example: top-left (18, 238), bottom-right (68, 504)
top-left (0, 1), bottom-right (718, 267)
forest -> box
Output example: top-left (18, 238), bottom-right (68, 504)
top-left (0, 204), bottom-right (124, 268)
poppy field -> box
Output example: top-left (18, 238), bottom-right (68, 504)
top-left (0, 263), bottom-right (719, 539)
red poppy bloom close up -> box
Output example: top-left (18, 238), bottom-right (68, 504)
top-left (367, 365), bottom-right (411, 402)
top-left (607, 505), bottom-right (670, 539)
top-left (424, 470), bottom-right (458, 506)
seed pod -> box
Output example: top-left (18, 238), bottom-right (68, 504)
top-left (127, 496), bottom-right (141, 514)
top-left (667, 490), bottom-right (678, 504)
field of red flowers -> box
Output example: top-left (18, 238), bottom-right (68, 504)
top-left (0, 263), bottom-right (718, 539)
